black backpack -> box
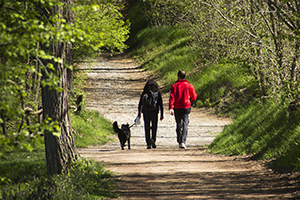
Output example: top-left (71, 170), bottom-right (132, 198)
top-left (142, 90), bottom-right (158, 111)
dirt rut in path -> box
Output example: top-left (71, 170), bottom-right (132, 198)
top-left (78, 53), bottom-right (300, 199)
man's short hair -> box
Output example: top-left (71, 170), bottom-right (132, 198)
top-left (178, 70), bottom-right (186, 79)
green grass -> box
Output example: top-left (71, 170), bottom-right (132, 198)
top-left (71, 109), bottom-right (116, 148)
top-left (130, 26), bottom-right (193, 79)
top-left (0, 109), bottom-right (118, 199)
top-left (0, 151), bottom-right (117, 199)
top-left (189, 63), bottom-right (257, 117)
top-left (208, 100), bottom-right (300, 170)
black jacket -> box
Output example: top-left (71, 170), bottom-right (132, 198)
top-left (138, 91), bottom-right (164, 118)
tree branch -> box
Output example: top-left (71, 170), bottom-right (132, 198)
top-left (269, 0), bottom-right (297, 32)
top-left (198, 0), bottom-right (258, 39)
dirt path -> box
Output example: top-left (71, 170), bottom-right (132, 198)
top-left (78, 53), bottom-right (299, 199)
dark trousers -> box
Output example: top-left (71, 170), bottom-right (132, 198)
top-left (143, 111), bottom-right (158, 145)
top-left (174, 108), bottom-right (191, 144)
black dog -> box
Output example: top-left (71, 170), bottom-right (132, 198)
top-left (113, 121), bottom-right (131, 150)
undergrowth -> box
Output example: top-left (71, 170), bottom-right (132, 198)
top-left (0, 151), bottom-right (117, 199)
top-left (0, 109), bottom-right (117, 199)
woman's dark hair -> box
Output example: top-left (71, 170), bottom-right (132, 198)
top-left (143, 79), bottom-right (159, 92)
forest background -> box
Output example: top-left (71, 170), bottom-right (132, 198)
top-left (1, 0), bottom-right (300, 199)
top-left (125, 0), bottom-right (300, 171)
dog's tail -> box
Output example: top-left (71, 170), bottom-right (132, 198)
top-left (113, 121), bottom-right (121, 133)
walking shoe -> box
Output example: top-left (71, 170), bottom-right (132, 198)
top-left (179, 143), bottom-right (187, 149)
top-left (150, 139), bottom-right (156, 149)
top-left (147, 145), bottom-right (151, 149)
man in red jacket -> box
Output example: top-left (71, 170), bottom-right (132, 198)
top-left (169, 70), bottom-right (197, 149)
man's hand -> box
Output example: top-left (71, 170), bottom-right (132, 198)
top-left (169, 109), bottom-right (174, 116)
top-left (160, 116), bottom-right (164, 121)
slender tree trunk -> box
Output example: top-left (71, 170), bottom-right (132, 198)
top-left (1, 113), bottom-right (7, 136)
top-left (42, 0), bottom-right (77, 176)
top-left (258, 42), bottom-right (267, 102)
top-left (65, 0), bottom-right (74, 94)
top-left (291, 41), bottom-right (300, 91)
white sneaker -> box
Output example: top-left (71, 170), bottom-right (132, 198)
top-left (179, 143), bottom-right (187, 149)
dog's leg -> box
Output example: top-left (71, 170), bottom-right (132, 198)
top-left (120, 140), bottom-right (124, 150)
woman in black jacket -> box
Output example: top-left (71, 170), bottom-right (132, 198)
top-left (138, 79), bottom-right (164, 149)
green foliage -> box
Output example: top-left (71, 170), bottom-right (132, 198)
top-left (125, 1), bottom-right (148, 49)
top-left (128, 23), bottom-right (255, 116)
top-left (71, 109), bottom-right (115, 148)
top-left (0, 0), bottom-right (129, 158)
top-left (1, 0), bottom-right (78, 156)
top-left (182, 0), bottom-right (300, 100)
top-left (73, 0), bottom-right (130, 58)
top-left (0, 98), bottom-right (117, 198)
top-left (0, 104), bottom-right (115, 157)
top-left (141, 0), bottom-right (189, 27)
top-left (136, 0), bottom-right (300, 101)
top-left (42, 117), bottom-right (61, 138)
top-left (0, 151), bottom-right (117, 199)
top-left (0, 128), bottom-right (45, 159)
top-left (0, 0), bottom-right (127, 197)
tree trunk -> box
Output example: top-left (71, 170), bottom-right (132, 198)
top-left (42, 0), bottom-right (77, 176)
top-left (290, 40), bottom-right (300, 91)
top-left (65, 0), bottom-right (74, 95)
top-left (42, 44), bottom-right (77, 175)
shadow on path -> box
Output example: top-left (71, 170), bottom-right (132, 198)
top-left (113, 171), bottom-right (300, 200)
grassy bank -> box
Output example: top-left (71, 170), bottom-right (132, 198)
top-left (129, 25), bottom-right (256, 118)
top-left (71, 109), bottom-right (115, 148)
top-left (126, 2), bottom-right (300, 171)
top-left (209, 100), bottom-right (300, 170)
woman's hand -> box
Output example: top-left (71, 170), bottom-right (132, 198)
top-left (169, 109), bottom-right (174, 116)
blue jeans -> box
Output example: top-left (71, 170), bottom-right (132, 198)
top-left (174, 108), bottom-right (191, 144)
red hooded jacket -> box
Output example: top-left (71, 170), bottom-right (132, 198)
top-left (169, 79), bottom-right (197, 110)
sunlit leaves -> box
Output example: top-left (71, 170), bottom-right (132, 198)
top-left (73, 1), bottom-right (130, 56)
top-left (149, 0), bottom-right (300, 101)
top-left (0, 0), bottom-right (68, 150)
top-left (0, 0), bottom-right (130, 154)
top-left (42, 117), bottom-right (61, 138)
